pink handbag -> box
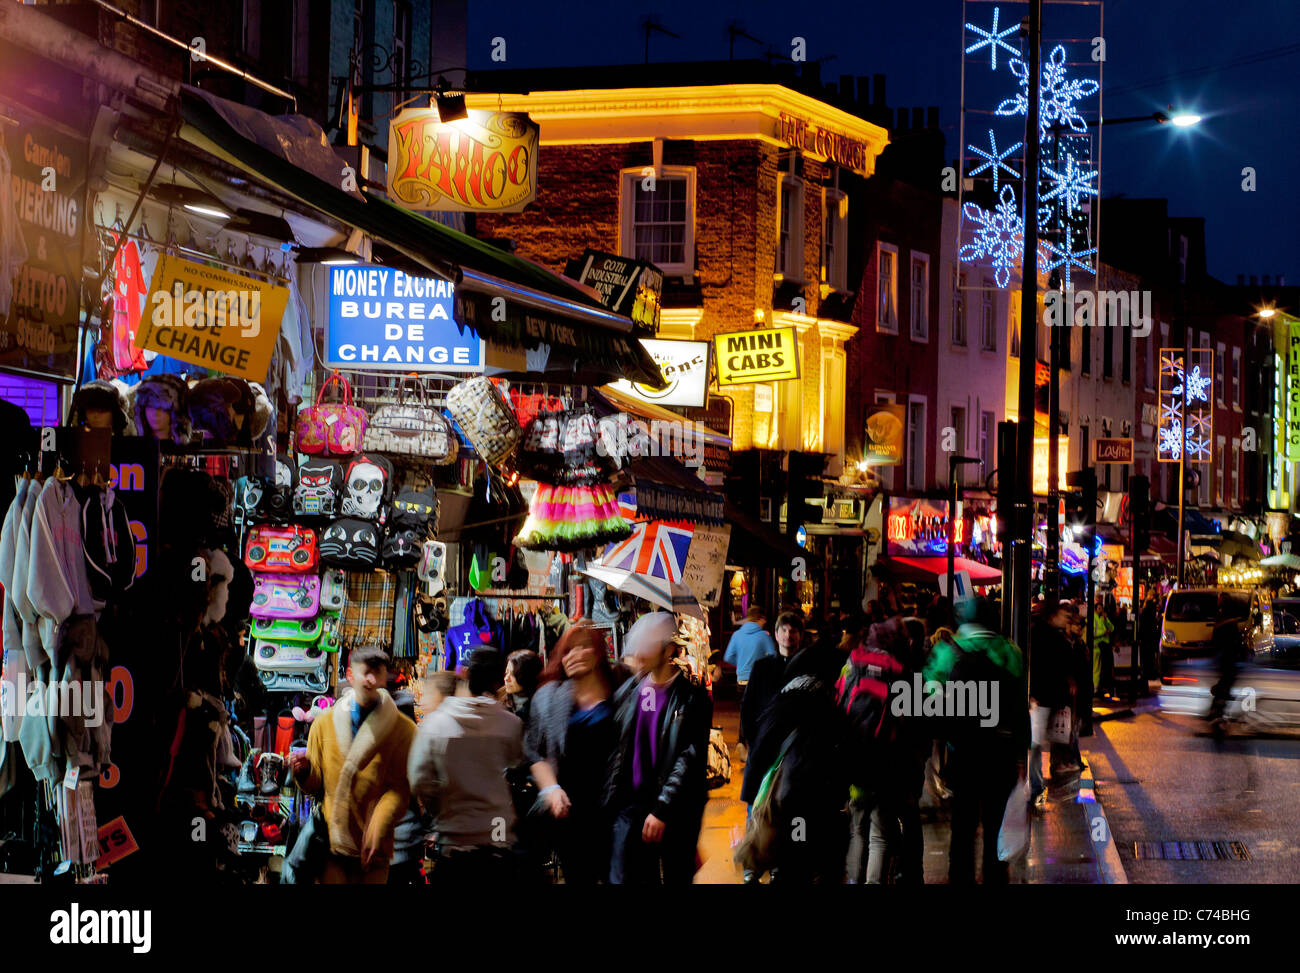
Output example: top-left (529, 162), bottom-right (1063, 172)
top-left (295, 372), bottom-right (368, 456)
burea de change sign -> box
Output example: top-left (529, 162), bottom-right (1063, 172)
top-left (326, 266), bottom-right (485, 371)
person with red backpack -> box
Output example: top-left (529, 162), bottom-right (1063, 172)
top-left (839, 616), bottom-right (926, 884)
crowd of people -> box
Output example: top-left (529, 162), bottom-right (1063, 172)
top-left (282, 585), bottom-right (1142, 886)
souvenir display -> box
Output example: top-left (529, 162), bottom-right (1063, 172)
top-left (295, 372), bottom-right (367, 456)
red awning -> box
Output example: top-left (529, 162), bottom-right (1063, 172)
top-left (886, 556), bottom-right (1003, 584)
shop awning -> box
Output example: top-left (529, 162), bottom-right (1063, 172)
top-left (880, 555), bottom-right (1003, 584)
top-left (725, 504), bottom-right (818, 568)
top-left (175, 86), bottom-right (663, 386)
top-left (623, 456), bottom-right (726, 525)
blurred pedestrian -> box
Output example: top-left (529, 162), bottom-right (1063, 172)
top-left (605, 613), bottom-right (712, 885)
top-left (526, 623), bottom-right (627, 884)
top-left (504, 649), bottom-right (544, 728)
top-left (724, 606), bottom-right (778, 698)
top-left (1028, 604), bottom-right (1075, 802)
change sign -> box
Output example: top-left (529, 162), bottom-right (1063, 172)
top-left (134, 255), bottom-right (287, 381)
top-left (713, 327), bottom-right (800, 386)
top-left (327, 265), bottom-right (484, 371)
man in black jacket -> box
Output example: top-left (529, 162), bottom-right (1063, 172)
top-left (604, 613), bottom-right (712, 885)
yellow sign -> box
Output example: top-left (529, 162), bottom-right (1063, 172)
top-left (134, 255), bottom-right (288, 381)
top-left (713, 327), bottom-right (800, 386)
top-left (388, 109), bottom-right (539, 213)
top-left (864, 403), bottom-right (905, 466)
top-left (1031, 437), bottom-right (1070, 495)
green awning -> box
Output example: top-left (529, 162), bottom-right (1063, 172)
top-left (176, 86), bottom-right (663, 385)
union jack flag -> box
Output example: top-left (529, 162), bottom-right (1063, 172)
top-left (600, 520), bottom-right (694, 583)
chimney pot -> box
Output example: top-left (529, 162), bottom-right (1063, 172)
top-left (873, 74), bottom-right (886, 107)
top-left (857, 75), bottom-right (871, 107)
top-left (897, 107), bottom-right (909, 130)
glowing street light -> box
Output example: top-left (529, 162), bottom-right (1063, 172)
top-left (1166, 112), bottom-right (1202, 128)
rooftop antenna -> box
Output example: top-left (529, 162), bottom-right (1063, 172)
top-left (640, 15), bottom-right (681, 65)
top-left (726, 20), bottom-right (766, 60)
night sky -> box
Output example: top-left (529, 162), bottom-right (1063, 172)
top-left (467, 0), bottom-right (1300, 286)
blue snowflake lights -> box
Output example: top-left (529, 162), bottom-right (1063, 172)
top-left (1038, 227), bottom-right (1096, 289)
top-left (959, 183), bottom-right (1025, 289)
top-left (967, 130), bottom-right (1023, 192)
top-left (996, 44), bottom-right (1100, 142)
top-left (1157, 349), bottom-right (1215, 463)
top-left (1041, 154), bottom-right (1099, 213)
top-left (965, 6), bottom-right (1021, 70)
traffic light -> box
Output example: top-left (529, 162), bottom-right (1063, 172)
top-left (1128, 474), bottom-right (1150, 553)
top-left (725, 450), bottom-right (760, 518)
top-left (1064, 467), bottom-right (1097, 529)
top-left (996, 421), bottom-right (1018, 544)
top-left (786, 450), bottom-right (825, 532)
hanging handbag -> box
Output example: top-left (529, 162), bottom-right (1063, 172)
top-left (320, 518), bottom-right (383, 571)
top-left (382, 527), bottom-right (423, 569)
top-left (244, 525), bottom-right (319, 573)
top-left (340, 453), bottom-right (393, 520)
top-left (360, 376), bottom-right (459, 463)
top-left (388, 485), bottom-right (437, 532)
top-left (445, 377), bottom-right (521, 467)
top-left (295, 372), bottom-right (368, 456)
top-left (250, 572), bottom-right (321, 619)
top-left (293, 459), bottom-right (344, 519)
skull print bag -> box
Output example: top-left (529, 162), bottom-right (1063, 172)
top-left (341, 454), bottom-right (393, 519)
top-left (320, 518), bottom-right (383, 571)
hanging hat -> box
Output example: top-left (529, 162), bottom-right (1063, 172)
top-left (70, 380), bottom-right (133, 435)
top-left (130, 374), bottom-right (191, 443)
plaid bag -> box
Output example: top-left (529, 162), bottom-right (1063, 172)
top-left (446, 377), bottom-right (521, 466)
top-left (339, 570), bottom-right (398, 648)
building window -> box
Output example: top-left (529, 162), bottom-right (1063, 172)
top-left (980, 410), bottom-right (995, 478)
top-left (1215, 342), bottom-right (1226, 405)
top-left (821, 186), bottom-right (848, 292)
top-left (980, 283), bottom-right (996, 351)
top-left (1010, 292), bottom-right (1020, 358)
top-left (1216, 436), bottom-right (1226, 506)
top-left (1231, 437), bottom-right (1240, 506)
top-left (907, 396), bottom-right (927, 491)
top-left (910, 253), bottom-right (930, 341)
top-left (1122, 323), bottom-right (1132, 383)
top-left (1102, 323), bottom-right (1114, 378)
top-left (876, 243), bottom-right (898, 333)
top-left (1233, 346), bottom-right (1243, 410)
top-left (620, 167), bottom-right (696, 277)
top-left (392, 2), bottom-right (411, 103)
top-left (1144, 329), bottom-right (1156, 391)
top-left (778, 175), bottom-right (805, 282)
top-left (1080, 318), bottom-right (1090, 375)
top-left (951, 270), bottom-right (967, 346)
top-left (874, 391), bottom-right (896, 491)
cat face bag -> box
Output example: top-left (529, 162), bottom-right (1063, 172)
top-left (293, 459), bottom-right (344, 519)
top-left (388, 485), bottom-right (437, 532)
top-left (320, 518), bottom-right (383, 570)
top-left (340, 453), bottom-right (393, 520)
top-left (382, 528), bottom-right (423, 569)
top-left (250, 572), bottom-right (321, 619)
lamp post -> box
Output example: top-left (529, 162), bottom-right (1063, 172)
top-left (949, 455), bottom-right (982, 603)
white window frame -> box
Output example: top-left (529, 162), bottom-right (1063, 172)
top-left (980, 409), bottom-right (995, 478)
top-left (876, 242), bottom-right (899, 334)
top-left (873, 390), bottom-right (896, 491)
top-left (821, 185), bottom-right (848, 293)
top-left (1231, 437), bottom-right (1240, 507)
top-left (951, 269), bottom-right (967, 347)
top-left (980, 281), bottom-right (996, 352)
top-left (619, 165), bottom-right (697, 278)
top-left (777, 173), bottom-right (806, 283)
top-left (1232, 346), bottom-right (1242, 411)
top-left (910, 252), bottom-right (930, 342)
top-left (906, 394), bottom-right (927, 491)
top-left (1215, 342), bottom-right (1226, 406)
top-left (1216, 435), bottom-right (1226, 506)
top-left (949, 404), bottom-right (968, 483)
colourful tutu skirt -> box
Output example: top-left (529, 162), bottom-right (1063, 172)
top-left (514, 481), bottom-right (632, 552)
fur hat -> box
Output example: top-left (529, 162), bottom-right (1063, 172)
top-left (70, 380), bottom-right (133, 435)
top-left (130, 374), bottom-right (191, 443)
top-left (246, 381), bottom-right (273, 442)
top-left (188, 377), bottom-right (246, 446)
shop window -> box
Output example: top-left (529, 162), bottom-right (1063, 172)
top-left (620, 166), bottom-right (696, 277)
top-left (876, 243), bottom-right (898, 333)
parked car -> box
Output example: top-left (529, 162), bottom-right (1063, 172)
top-left (1159, 602), bottom-right (1300, 728)
top-left (1158, 587), bottom-right (1270, 677)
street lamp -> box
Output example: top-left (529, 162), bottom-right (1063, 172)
top-left (949, 455), bottom-right (982, 604)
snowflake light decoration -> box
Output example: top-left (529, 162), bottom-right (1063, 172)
top-left (967, 130), bottom-right (1022, 192)
top-left (1039, 227), bottom-right (1096, 288)
top-left (959, 183), bottom-right (1024, 288)
top-left (965, 6), bottom-right (1020, 70)
top-left (996, 45), bottom-right (1100, 142)
top-left (1171, 365), bottom-right (1211, 403)
top-left (1185, 434), bottom-right (1212, 461)
top-left (1158, 420), bottom-right (1184, 460)
top-left (1041, 155), bottom-right (1099, 213)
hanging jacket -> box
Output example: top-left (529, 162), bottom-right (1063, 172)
top-left (28, 479), bottom-right (96, 668)
top-left (11, 481), bottom-right (43, 670)
top-left (0, 477), bottom-right (31, 742)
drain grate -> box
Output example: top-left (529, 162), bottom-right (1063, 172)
top-left (1133, 841), bottom-right (1251, 861)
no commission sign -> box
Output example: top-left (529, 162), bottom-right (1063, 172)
top-left (326, 266), bottom-right (485, 372)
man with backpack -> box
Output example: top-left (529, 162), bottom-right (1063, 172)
top-left (940, 597), bottom-right (1029, 884)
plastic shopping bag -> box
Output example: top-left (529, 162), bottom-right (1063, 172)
top-left (997, 777), bottom-right (1031, 862)
top-left (1029, 702), bottom-right (1049, 748)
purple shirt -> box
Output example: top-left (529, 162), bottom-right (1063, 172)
top-left (631, 678), bottom-right (671, 795)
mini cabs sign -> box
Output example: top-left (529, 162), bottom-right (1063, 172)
top-left (713, 327), bottom-right (800, 386)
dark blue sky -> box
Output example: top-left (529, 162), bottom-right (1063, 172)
top-left (467, 0), bottom-right (1300, 285)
